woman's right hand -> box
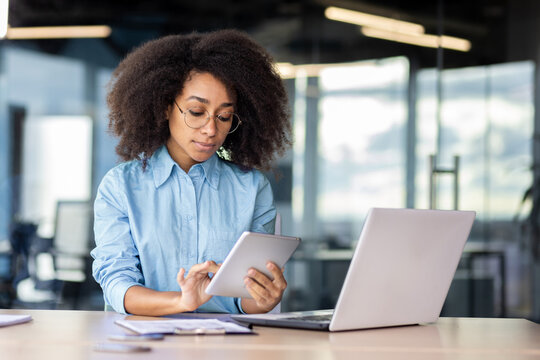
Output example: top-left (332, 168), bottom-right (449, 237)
top-left (176, 260), bottom-right (221, 311)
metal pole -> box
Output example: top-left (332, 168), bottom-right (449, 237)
top-left (429, 154), bottom-right (436, 209)
top-left (406, 59), bottom-right (417, 208)
top-left (453, 155), bottom-right (460, 210)
top-left (435, 0), bottom-right (445, 161)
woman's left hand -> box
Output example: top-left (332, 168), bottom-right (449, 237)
top-left (242, 261), bottom-right (287, 313)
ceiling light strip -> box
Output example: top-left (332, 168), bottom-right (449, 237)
top-left (276, 60), bottom-right (379, 79)
top-left (5, 25), bottom-right (112, 39)
top-left (361, 27), bottom-right (471, 52)
top-left (325, 6), bottom-right (425, 36)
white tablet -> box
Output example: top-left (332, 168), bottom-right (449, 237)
top-left (205, 231), bottom-right (301, 298)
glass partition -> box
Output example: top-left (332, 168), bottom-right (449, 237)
top-left (416, 61), bottom-right (533, 223)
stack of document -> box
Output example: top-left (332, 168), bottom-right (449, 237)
top-left (115, 318), bottom-right (253, 335)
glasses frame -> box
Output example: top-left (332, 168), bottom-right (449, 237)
top-left (174, 101), bottom-right (242, 134)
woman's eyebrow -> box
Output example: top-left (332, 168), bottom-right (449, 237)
top-left (186, 95), bottom-right (209, 104)
top-left (186, 95), bottom-right (234, 108)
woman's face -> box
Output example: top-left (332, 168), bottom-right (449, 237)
top-left (166, 71), bottom-right (235, 172)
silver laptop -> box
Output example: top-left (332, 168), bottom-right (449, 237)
top-left (231, 208), bottom-right (476, 331)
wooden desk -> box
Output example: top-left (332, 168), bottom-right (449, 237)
top-left (0, 309), bottom-right (538, 359)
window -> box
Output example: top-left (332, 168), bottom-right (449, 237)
top-left (21, 116), bottom-right (92, 238)
top-left (293, 57), bottom-right (409, 244)
top-left (416, 61), bottom-right (533, 223)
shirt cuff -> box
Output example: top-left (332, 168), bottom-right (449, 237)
top-left (108, 281), bottom-right (141, 314)
top-left (235, 297), bottom-right (246, 314)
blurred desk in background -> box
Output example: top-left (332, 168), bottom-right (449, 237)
top-left (291, 248), bottom-right (353, 309)
top-left (460, 242), bottom-right (507, 317)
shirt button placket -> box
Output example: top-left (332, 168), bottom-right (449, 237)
top-left (185, 177), bottom-right (197, 260)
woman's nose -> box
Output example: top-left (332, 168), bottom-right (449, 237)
top-left (201, 116), bottom-right (218, 136)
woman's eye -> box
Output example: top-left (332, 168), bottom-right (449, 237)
top-left (188, 108), bottom-right (206, 117)
top-left (217, 113), bottom-right (232, 122)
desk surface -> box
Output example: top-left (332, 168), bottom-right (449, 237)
top-left (0, 309), bottom-right (538, 360)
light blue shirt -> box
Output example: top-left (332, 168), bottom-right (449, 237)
top-left (91, 146), bottom-right (276, 314)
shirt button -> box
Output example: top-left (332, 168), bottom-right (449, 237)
top-left (186, 215), bottom-right (193, 221)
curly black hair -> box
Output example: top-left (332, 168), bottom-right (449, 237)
top-left (107, 29), bottom-right (292, 171)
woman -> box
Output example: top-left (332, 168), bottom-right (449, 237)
top-left (91, 29), bottom-right (292, 316)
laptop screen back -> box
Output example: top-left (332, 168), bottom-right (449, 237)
top-left (330, 208), bottom-right (475, 331)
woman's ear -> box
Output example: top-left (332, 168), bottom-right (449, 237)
top-left (165, 104), bottom-right (172, 120)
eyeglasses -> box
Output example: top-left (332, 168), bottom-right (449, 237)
top-left (174, 101), bottom-right (242, 134)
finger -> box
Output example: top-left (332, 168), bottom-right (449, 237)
top-left (266, 262), bottom-right (285, 281)
top-left (244, 277), bottom-right (281, 311)
top-left (247, 268), bottom-right (275, 292)
top-left (248, 267), bottom-right (284, 299)
top-left (205, 260), bottom-right (220, 273)
top-left (186, 261), bottom-right (219, 277)
top-left (244, 276), bottom-right (271, 303)
top-left (213, 263), bottom-right (223, 275)
top-left (266, 262), bottom-right (288, 291)
top-left (187, 261), bottom-right (212, 273)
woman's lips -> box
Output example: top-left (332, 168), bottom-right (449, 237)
top-left (193, 141), bottom-right (215, 151)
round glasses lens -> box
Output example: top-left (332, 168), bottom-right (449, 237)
top-left (184, 107), bottom-right (241, 134)
top-left (184, 107), bottom-right (210, 129)
top-left (227, 114), bottom-right (241, 134)
top-left (216, 112), bottom-right (241, 134)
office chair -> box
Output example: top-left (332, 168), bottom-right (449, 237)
top-left (0, 244), bottom-right (16, 308)
top-left (0, 222), bottom-right (38, 308)
top-left (50, 200), bottom-right (93, 308)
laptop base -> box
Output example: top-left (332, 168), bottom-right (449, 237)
top-left (231, 310), bottom-right (333, 331)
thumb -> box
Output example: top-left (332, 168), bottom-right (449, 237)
top-left (177, 268), bottom-right (186, 285)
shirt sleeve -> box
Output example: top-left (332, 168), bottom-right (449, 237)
top-left (250, 171), bottom-right (277, 234)
top-left (90, 169), bottom-right (144, 314)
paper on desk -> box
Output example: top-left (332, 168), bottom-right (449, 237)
top-left (115, 318), bottom-right (252, 335)
top-left (0, 314), bottom-right (32, 327)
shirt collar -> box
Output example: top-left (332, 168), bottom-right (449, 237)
top-left (196, 153), bottom-right (220, 190)
top-left (151, 145), bottom-right (221, 189)
top-left (151, 146), bottom-right (176, 188)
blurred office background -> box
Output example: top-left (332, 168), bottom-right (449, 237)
top-left (0, 0), bottom-right (539, 322)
